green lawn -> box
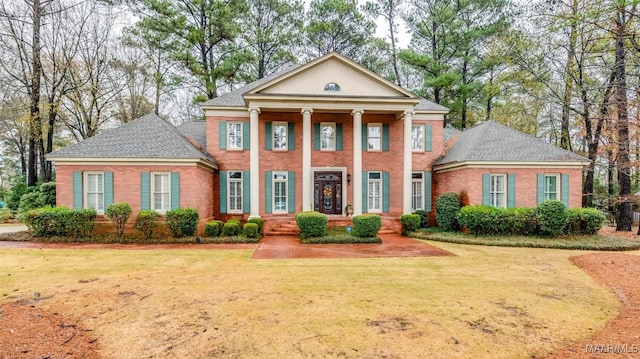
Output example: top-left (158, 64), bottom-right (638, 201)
top-left (0, 242), bottom-right (622, 358)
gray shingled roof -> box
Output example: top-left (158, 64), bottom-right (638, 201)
top-left (176, 120), bottom-right (206, 149)
top-left (436, 121), bottom-right (588, 165)
top-left (415, 98), bottom-right (449, 112)
top-left (47, 114), bottom-right (215, 163)
top-left (443, 125), bottom-right (461, 142)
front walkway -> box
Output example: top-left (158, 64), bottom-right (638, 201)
top-left (251, 234), bottom-right (454, 259)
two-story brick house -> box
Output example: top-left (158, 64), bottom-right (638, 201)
top-left (48, 52), bottom-right (588, 234)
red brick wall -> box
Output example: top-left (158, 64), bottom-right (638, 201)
top-left (434, 167), bottom-right (584, 209)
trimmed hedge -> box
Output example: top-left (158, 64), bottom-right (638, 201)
top-left (105, 202), bottom-right (132, 237)
top-left (295, 211), bottom-right (328, 238)
top-left (204, 220), bottom-right (224, 237)
top-left (165, 208), bottom-right (199, 237)
top-left (400, 214), bottom-right (421, 233)
top-left (352, 214), bottom-right (381, 238)
top-left (23, 207), bottom-right (96, 237)
top-left (413, 210), bottom-right (429, 228)
top-left (222, 222), bottom-right (240, 236)
top-left (247, 217), bottom-right (265, 235)
top-left (536, 200), bottom-right (568, 237)
top-left (243, 223), bottom-right (259, 238)
top-left (436, 192), bottom-right (461, 231)
top-left (135, 210), bottom-right (160, 239)
top-left (566, 208), bottom-right (606, 235)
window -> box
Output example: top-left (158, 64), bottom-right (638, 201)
top-left (490, 174), bottom-right (506, 208)
top-left (320, 122), bottom-right (336, 151)
top-left (368, 124), bottom-right (382, 151)
top-left (544, 174), bottom-right (559, 201)
top-left (85, 172), bottom-right (104, 213)
top-left (368, 172), bottom-right (382, 212)
top-left (411, 172), bottom-right (424, 211)
top-left (412, 125), bottom-right (424, 151)
top-left (324, 82), bottom-right (340, 91)
top-left (273, 172), bottom-right (288, 213)
top-left (228, 122), bottom-right (243, 150)
top-left (273, 122), bottom-right (288, 150)
top-left (228, 171), bottom-right (243, 213)
top-left (152, 173), bottom-right (171, 213)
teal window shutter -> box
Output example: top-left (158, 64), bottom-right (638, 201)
top-left (336, 124), bottom-right (343, 151)
top-left (507, 174), bottom-right (516, 208)
top-left (425, 124), bottom-right (432, 151)
top-left (171, 172), bottom-right (180, 209)
top-left (288, 123), bottom-right (295, 150)
top-left (361, 124), bottom-right (367, 151)
top-left (243, 171), bottom-right (250, 213)
top-left (242, 122), bottom-right (250, 150)
top-left (265, 122), bottom-right (272, 150)
top-left (140, 172), bottom-right (150, 210)
top-left (73, 171), bottom-right (83, 209)
top-left (265, 171), bottom-right (272, 214)
top-left (104, 172), bottom-right (114, 208)
top-left (362, 171), bottom-right (368, 212)
top-left (482, 173), bottom-right (491, 206)
top-left (561, 174), bottom-right (569, 207)
top-left (288, 171), bottom-right (296, 213)
top-left (537, 174), bottom-right (545, 204)
top-left (219, 122), bottom-right (227, 150)
top-left (425, 172), bottom-right (432, 212)
top-left (314, 123), bottom-right (320, 150)
top-left (382, 124), bottom-right (390, 152)
top-left (219, 171), bottom-right (227, 213)
top-left (383, 171), bottom-right (390, 213)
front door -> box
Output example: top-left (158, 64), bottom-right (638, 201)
top-left (314, 171), bottom-right (342, 215)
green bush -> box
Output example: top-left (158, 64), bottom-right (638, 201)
top-left (400, 214), bottom-right (421, 233)
top-left (457, 205), bottom-right (498, 235)
top-left (353, 214), bottom-right (382, 238)
top-left (435, 192), bottom-right (461, 231)
top-left (165, 208), bottom-right (199, 237)
top-left (512, 207), bottom-right (538, 235)
top-left (0, 208), bottom-right (12, 223)
top-left (105, 202), bottom-right (132, 237)
top-left (536, 200), bottom-right (568, 237)
top-left (295, 211), bottom-right (328, 238)
top-left (247, 217), bottom-right (265, 235)
top-left (566, 208), bottom-right (606, 235)
top-left (17, 191), bottom-right (44, 220)
top-left (222, 222), bottom-right (240, 236)
top-left (413, 209), bottom-right (429, 228)
top-left (7, 177), bottom-right (29, 211)
top-left (135, 210), bottom-right (160, 239)
top-left (22, 207), bottom-right (96, 237)
top-left (204, 220), bottom-right (223, 237)
top-left (227, 218), bottom-right (241, 226)
top-left (66, 208), bottom-right (97, 237)
top-left (38, 182), bottom-right (56, 207)
top-left (243, 223), bottom-right (259, 238)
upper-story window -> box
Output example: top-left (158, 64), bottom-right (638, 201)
top-left (367, 124), bottom-right (382, 151)
top-left (228, 122), bottom-right (243, 150)
top-left (273, 122), bottom-right (288, 150)
top-left (324, 82), bottom-right (340, 92)
top-left (320, 122), bottom-right (336, 151)
top-left (412, 125), bottom-right (424, 151)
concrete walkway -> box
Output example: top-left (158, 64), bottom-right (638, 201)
top-left (0, 224), bottom-right (28, 234)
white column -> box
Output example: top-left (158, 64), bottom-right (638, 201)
top-left (352, 109), bottom-right (364, 215)
top-left (301, 108), bottom-right (313, 211)
top-left (249, 107), bottom-right (261, 218)
top-left (403, 110), bottom-right (414, 215)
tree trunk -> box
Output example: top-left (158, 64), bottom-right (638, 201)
top-left (560, 0), bottom-right (578, 151)
top-left (27, 0), bottom-right (43, 187)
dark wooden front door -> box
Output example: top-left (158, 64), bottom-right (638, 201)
top-left (314, 172), bottom-right (342, 215)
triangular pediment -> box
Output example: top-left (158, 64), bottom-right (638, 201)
top-left (247, 52), bottom-right (417, 99)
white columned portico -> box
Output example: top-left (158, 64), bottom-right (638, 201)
top-left (249, 107), bottom-right (261, 218)
top-left (301, 108), bottom-right (313, 211)
top-left (352, 109), bottom-right (364, 215)
top-left (402, 110), bottom-right (414, 214)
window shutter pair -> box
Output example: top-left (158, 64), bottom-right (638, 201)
top-left (72, 171), bottom-right (113, 210)
top-left (219, 122), bottom-right (250, 150)
top-left (265, 122), bottom-right (295, 150)
top-left (361, 124), bottom-right (390, 151)
top-left (313, 123), bottom-right (343, 150)
top-left (264, 171), bottom-right (296, 213)
top-left (482, 173), bottom-right (516, 208)
top-left (140, 172), bottom-right (180, 210)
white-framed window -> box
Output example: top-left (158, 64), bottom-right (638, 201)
top-left (368, 172), bottom-right (382, 212)
top-left (152, 172), bottom-right (171, 213)
top-left (411, 172), bottom-right (424, 211)
top-left (490, 174), bottom-right (506, 208)
top-left (273, 171), bottom-right (288, 213)
top-left (273, 122), bottom-right (288, 150)
top-left (228, 122), bottom-right (243, 150)
top-left (320, 122), bottom-right (336, 151)
top-left (367, 123), bottom-right (382, 151)
top-left (84, 172), bottom-right (104, 213)
top-left (544, 174), bottom-right (559, 201)
top-left (228, 171), bottom-right (243, 213)
top-left (412, 125), bottom-right (424, 151)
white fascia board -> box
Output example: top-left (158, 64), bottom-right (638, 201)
top-left (434, 161), bottom-right (590, 173)
top-left (48, 157), bottom-right (218, 170)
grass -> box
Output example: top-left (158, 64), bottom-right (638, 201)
top-left (0, 243), bottom-right (622, 358)
top-left (300, 226), bottom-right (381, 244)
top-left (0, 231), bottom-right (261, 244)
top-left (410, 228), bottom-right (640, 251)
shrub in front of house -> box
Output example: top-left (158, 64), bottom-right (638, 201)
top-left (243, 223), bottom-right (259, 238)
top-left (165, 208), bottom-right (199, 237)
top-left (353, 214), bottom-right (382, 238)
top-left (204, 220), bottom-right (223, 237)
top-left (17, 192), bottom-right (43, 221)
top-left (295, 211), bottom-right (328, 238)
top-left (38, 182), bottom-right (56, 207)
top-left (512, 207), bottom-right (538, 235)
top-left (106, 202), bottom-right (132, 237)
top-left (66, 208), bottom-right (97, 237)
top-left (457, 205), bottom-right (499, 235)
top-left (23, 207), bottom-right (96, 237)
top-left (400, 214), bottom-right (421, 233)
top-left (436, 192), bottom-right (461, 231)
top-left (135, 210), bottom-right (160, 239)
top-left (536, 200), bottom-right (568, 237)
top-left (222, 222), bottom-right (240, 236)
top-left (565, 208), bottom-right (606, 235)
top-left (247, 217), bottom-right (265, 235)
top-left (413, 209), bottom-right (429, 228)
